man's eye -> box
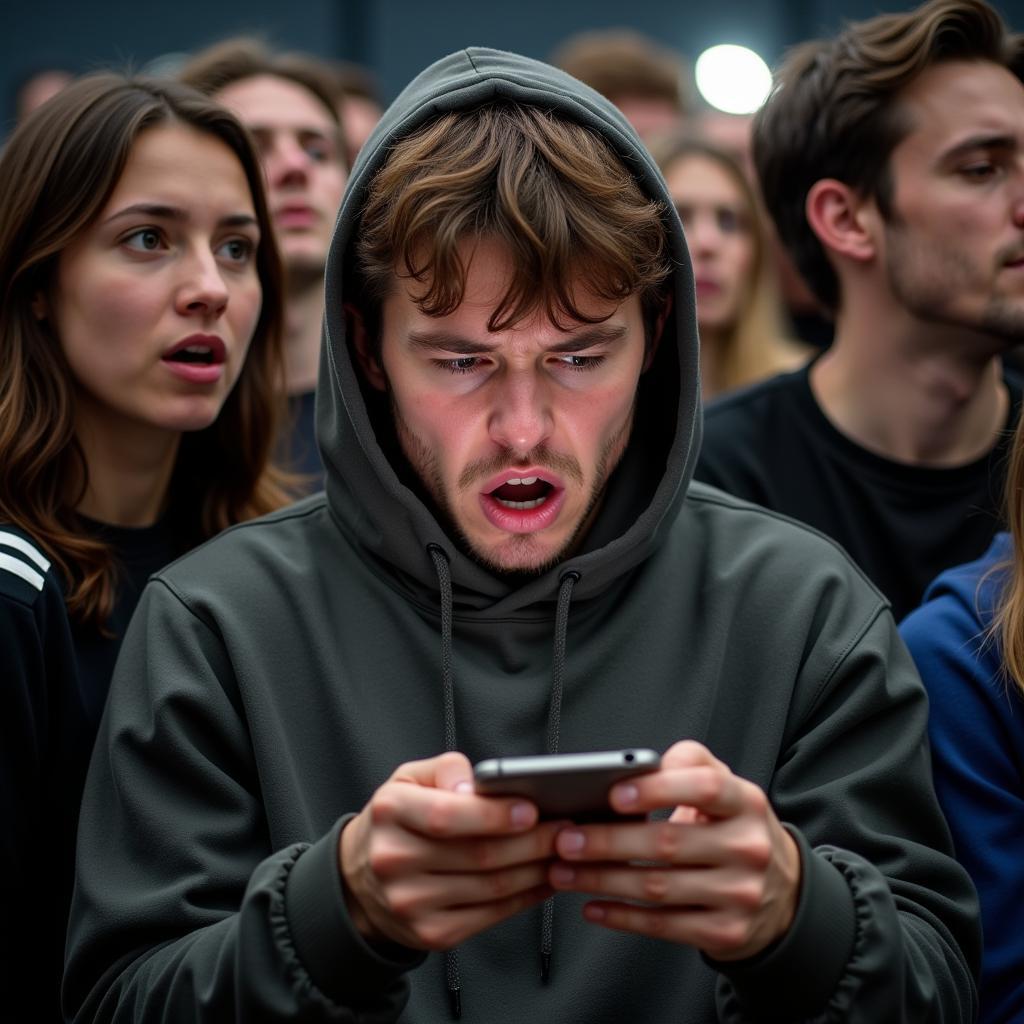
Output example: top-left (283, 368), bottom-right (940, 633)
top-left (960, 162), bottom-right (998, 181)
top-left (557, 354), bottom-right (606, 371)
top-left (438, 357), bottom-right (480, 375)
top-left (301, 135), bottom-right (338, 163)
top-left (123, 228), bottom-right (164, 252)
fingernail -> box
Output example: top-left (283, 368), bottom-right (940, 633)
top-left (510, 802), bottom-right (534, 827)
top-left (559, 829), bottom-right (585, 854)
top-left (454, 780), bottom-right (473, 794)
top-left (613, 783), bottom-right (638, 806)
top-left (550, 864), bottom-right (575, 885)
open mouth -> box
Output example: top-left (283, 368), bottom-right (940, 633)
top-left (488, 476), bottom-right (555, 510)
top-left (165, 345), bottom-right (218, 365)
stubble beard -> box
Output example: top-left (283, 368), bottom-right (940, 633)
top-left (390, 393), bottom-right (636, 577)
top-left (885, 222), bottom-right (1024, 345)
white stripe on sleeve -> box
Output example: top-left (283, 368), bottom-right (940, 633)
top-left (0, 552), bottom-right (45, 591)
top-left (0, 531), bottom-right (51, 572)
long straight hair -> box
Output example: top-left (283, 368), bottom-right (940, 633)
top-left (0, 73), bottom-right (294, 626)
top-left (652, 136), bottom-right (806, 395)
top-left (992, 412), bottom-right (1024, 698)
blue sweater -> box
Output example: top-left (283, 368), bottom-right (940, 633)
top-left (901, 533), bottom-right (1024, 1024)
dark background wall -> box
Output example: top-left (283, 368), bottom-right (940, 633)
top-left (4, 0), bottom-right (1024, 133)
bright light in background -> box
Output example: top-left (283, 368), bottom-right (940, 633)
top-left (695, 44), bottom-right (772, 115)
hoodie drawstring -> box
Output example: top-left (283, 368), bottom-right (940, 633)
top-left (428, 545), bottom-right (463, 1018)
top-left (426, 545), bottom-right (580, 1017)
top-left (540, 569), bottom-right (579, 983)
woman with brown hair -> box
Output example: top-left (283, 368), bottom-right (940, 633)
top-left (0, 73), bottom-right (292, 1018)
top-left (901, 416), bottom-right (1024, 1024)
top-left (651, 135), bottom-right (808, 400)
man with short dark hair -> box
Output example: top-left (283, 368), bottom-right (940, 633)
top-left (65, 47), bottom-right (977, 1023)
top-left (182, 40), bottom-right (350, 480)
top-left (695, 0), bottom-right (1024, 621)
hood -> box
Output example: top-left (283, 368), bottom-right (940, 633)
top-left (318, 47), bottom-right (700, 613)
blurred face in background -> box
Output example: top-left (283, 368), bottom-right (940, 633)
top-left (217, 74), bottom-right (347, 280)
top-left (666, 153), bottom-right (755, 338)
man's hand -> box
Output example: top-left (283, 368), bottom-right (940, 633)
top-left (340, 752), bottom-right (559, 951)
top-left (548, 740), bottom-right (801, 961)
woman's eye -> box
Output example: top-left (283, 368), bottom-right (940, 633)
top-left (218, 238), bottom-right (255, 263)
top-left (716, 208), bottom-right (745, 234)
top-left (123, 228), bottom-right (164, 252)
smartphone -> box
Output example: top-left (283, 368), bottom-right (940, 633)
top-left (473, 748), bottom-right (661, 821)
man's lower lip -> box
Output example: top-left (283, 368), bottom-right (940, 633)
top-left (276, 211), bottom-right (316, 228)
top-left (161, 360), bottom-right (225, 384)
top-left (479, 489), bottom-right (566, 533)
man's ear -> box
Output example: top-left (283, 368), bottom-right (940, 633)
top-left (346, 302), bottom-right (387, 392)
top-left (805, 178), bottom-right (878, 264)
top-left (643, 292), bottom-right (673, 372)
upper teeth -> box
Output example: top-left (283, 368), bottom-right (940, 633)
top-left (184, 345), bottom-right (211, 354)
top-left (506, 477), bottom-right (538, 486)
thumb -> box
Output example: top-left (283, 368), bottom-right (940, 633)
top-left (435, 750), bottom-right (474, 793)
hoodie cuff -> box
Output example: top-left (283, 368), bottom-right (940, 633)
top-left (710, 825), bottom-right (856, 1019)
top-left (285, 814), bottom-right (426, 1006)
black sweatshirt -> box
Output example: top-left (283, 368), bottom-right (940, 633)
top-left (695, 359), bottom-right (1021, 621)
top-left (0, 522), bottom-right (179, 1023)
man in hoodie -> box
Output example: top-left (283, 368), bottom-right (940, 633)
top-left (694, 0), bottom-right (1024, 622)
top-left (64, 49), bottom-right (978, 1023)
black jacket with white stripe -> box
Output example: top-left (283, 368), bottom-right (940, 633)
top-left (0, 522), bottom-right (178, 1023)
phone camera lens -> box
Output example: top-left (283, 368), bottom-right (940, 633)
top-left (624, 751), bottom-right (635, 762)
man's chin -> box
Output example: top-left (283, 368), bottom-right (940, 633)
top-left (464, 532), bottom-right (571, 578)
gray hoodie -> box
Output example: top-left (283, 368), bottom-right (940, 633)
top-left (65, 48), bottom-right (979, 1023)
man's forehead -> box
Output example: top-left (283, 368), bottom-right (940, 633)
top-left (895, 60), bottom-right (1024, 156)
top-left (217, 74), bottom-right (336, 132)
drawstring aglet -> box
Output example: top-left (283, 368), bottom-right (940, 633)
top-left (449, 985), bottom-right (462, 1018)
top-left (541, 950), bottom-right (552, 983)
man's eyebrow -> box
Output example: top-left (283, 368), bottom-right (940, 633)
top-left (406, 331), bottom-right (495, 354)
top-left (940, 133), bottom-right (1019, 163)
top-left (249, 123), bottom-right (339, 142)
top-left (547, 323), bottom-right (630, 353)
top-left (406, 323), bottom-right (631, 355)
top-left (103, 204), bottom-right (259, 230)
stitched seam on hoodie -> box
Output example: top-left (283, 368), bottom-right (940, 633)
top-left (807, 604), bottom-right (890, 722)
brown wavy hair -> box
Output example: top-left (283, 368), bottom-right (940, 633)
top-left (0, 72), bottom-right (293, 627)
top-left (356, 103), bottom-right (671, 342)
top-left (754, 0), bottom-right (1024, 313)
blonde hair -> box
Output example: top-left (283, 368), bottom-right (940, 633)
top-left (989, 412), bottom-right (1024, 698)
top-left (652, 135), bottom-right (807, 395)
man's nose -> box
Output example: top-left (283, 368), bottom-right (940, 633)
top-left (487, 369), bottom-right (554, 454)
top-left (266, 135), bottom-right (311, 186)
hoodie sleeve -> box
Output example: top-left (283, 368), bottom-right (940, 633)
top-left (714, 606), bottom-right (981, 1023)
top-left (63, 579), bottom-right (425, 1024)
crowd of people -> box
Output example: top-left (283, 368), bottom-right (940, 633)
top-left (0, 1), bottom-right (1021, 1021)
